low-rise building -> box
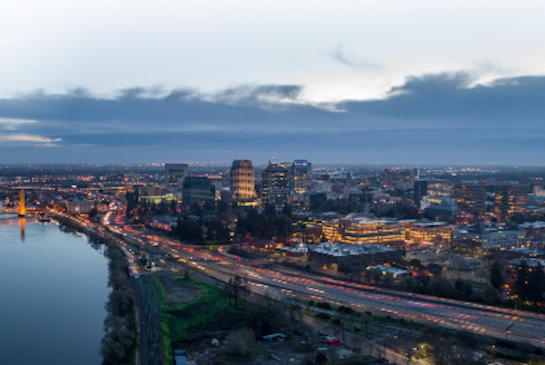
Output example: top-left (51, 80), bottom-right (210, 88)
top-left (406, 221), bottom-right (455, 244)
top-left (66, 200), bottom-right (94, 215)
top-left (368, 265), bottom-right (410, 278)
top-left (322, 216), bottom-right (404, 247)
top-left (308, 242), bottom-right (403, 272)
top-left (451, 222), bottom-right (526, 251)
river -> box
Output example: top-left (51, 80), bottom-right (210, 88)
top-left (0, 216), bottom-right (109, 365)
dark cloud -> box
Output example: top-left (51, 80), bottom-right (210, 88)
top-left (1, 72), bottom-right (545, 163)
top-left (342, 73), bottom-right (545, 126)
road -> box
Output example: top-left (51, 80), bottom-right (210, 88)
top-left (100, 208), bottom-right (545, 349)
top-left (43, 191), bottom-right (545, 350)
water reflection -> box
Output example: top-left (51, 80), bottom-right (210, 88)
top-left (0, 216), bottom-right (109, 365)
top-left (19, 217), bottom-right (25, 240)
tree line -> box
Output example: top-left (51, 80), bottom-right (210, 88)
top-left (100, 246), bottom-right (136, 365)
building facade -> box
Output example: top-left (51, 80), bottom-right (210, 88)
top-left (454, 180), bottom-right (487, 216)
top-left (413, 180), bottom-right (428, 207)
top-left (291, 160), bottom-right (312, 193)
top-left (230, 159), bottom-right (256, 200)
top-left (494, 182), bottom-right (528, 221)
top-left (427, 180), bottom-right (453, 205)
top-left (322, 217), bottom-right (404, 247)
top-left (261, 163), bottom-right (289, 208)
top-left (451, 222), bottom-right (526, 251)
top-left (66, 200), bottom-right (94, 215)
top-left (165, 163), bottom-right (188, 190)
top-left (379, 168), bottom-right (417, 189)
top-left (182, 176), bottom-right (216, 206)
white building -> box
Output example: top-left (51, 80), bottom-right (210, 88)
top-left (452, 222), bottom-right (526, 250)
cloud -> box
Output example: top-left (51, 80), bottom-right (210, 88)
top-left (0, 133), bottom-right (61, 147)
top-left (0, 71), bottom-right (545, 163)
top-left (333, 43), bottom-right (381, 70)
top-left (0, 118), bottom-right (37, 131)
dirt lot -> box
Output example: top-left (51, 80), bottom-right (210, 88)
top-left (191, 332), bottom-right (359, 365)
top-left (156, 271), bottom-right (201, 302)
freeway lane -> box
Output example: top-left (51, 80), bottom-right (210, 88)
top-left (205, 263), bottom-right (545, 348)
top-left (58, 200), bottom-right (545, 349)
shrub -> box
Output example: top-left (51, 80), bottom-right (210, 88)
top-left (225, 328), bottom-right (255, 356)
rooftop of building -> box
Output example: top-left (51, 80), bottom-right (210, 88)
top-left (368, 265), bottom-right (410, 276)
top-left (519, 221), bottom-right (545, 229)
top-left (278, 246), bottom-right (308, 253)
top-left (508, 257), bottom-right (545, 268)
top-left (455, 222), bottom-right (523, 234)
top-left (311, 242), bottom-right (399, 256)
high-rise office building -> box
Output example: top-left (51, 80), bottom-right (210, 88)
top-left (427, 180), bottom-right (453, 205)
top-left (379, 168), bottom-right (417, 189)
top-left (230, 159), bottom-right (256, 200)
top-left (291, 160), bottom-right (312, 193)
top-left (494, 182), bottom-right (528, 221)
top-left (165, 163), bottom-right (188, 190)
top-left (182, 176), bottom-right (216, 205)
top-left (261, 162), bottom-right (289, 208)
top-left (413, 180), bottom-right (428, 206)
top-left (454, 180), bottom-right (486, 216)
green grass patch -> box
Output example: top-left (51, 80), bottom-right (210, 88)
top-left (247, 348), bottom-right (265, 358)
top-left (152, 273), bottom-right (285, 356)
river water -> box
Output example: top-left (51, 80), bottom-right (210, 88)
top-left (0, 216), bottom-right (109, 365)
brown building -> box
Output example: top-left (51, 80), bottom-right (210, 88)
top-left (230, 159), bottom-right (256, 200)
top-left (494, 182), bottom-right (528, 221)
top-left (454, 181), bottom-right (486, 216)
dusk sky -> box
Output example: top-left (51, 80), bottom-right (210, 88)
top-left (1, 0), bottom-right (545, 164)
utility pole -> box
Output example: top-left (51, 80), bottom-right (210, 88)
top-left (506, 320), bottom-right (514, 340)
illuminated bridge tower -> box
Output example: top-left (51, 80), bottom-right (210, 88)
top-left (18, 190), bottom-right (26, 217)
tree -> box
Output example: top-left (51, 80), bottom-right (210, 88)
top-left (282, 204), bottom-right (292, 217)
top-left (490, 261), bottom-right (503, 291)
top-left (315, 352), bottom-right (328, 365)
top-left (226, 275), bottom-right (247, 310)
top-left (529, 264), bottom-right (545, 305)
top-left (515, 260), bottom-right (530, 303)
top-left (482, 286), bottom-right (500, 304)
top-left (225, 328), bottom-right (255, 356)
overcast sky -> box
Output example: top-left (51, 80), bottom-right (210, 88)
top-left (1, 0), bottom-right (545, 164)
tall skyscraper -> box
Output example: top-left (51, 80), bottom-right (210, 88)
top-left (261, 162), bottom-right (289, 208)
top-left (454, 180), bottom-right (486, 216)
top-left (494, 182), bottom-right (528, 221)
top-left (413, 180), bottom-right (428, 206)
top-left (291, 160), bottom-right (312, 193)
top-left (165, 163), bottom-right (188, 190)
top-left (230, 159), bottom-right (256, 200)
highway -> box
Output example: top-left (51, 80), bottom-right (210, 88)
top-left (112, 216), bottom-right (545, 348)
top-left (35, 186), bottom-right (545, 349)
top-left (123, 224), bottom-right (545, 348)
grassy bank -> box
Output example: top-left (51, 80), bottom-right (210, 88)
top-left (150, 271), bottom-right (292, 364)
